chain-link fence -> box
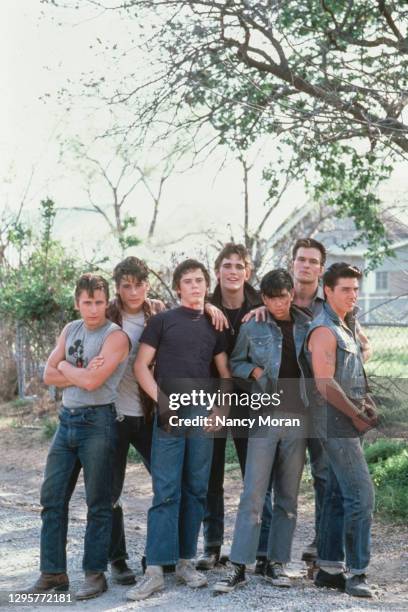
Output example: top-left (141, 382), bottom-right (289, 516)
top-left (362, 323), bottom-right (408, 378)
top-left (1, 320), bottom-right (59, 401)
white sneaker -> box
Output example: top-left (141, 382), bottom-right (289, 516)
top-left (176, 560), bottom-right (207, 588)
top-left (126, 569), bottom-right (164, 601)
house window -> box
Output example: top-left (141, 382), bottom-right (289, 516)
top-left (375, 271), bottom-right (388, 291)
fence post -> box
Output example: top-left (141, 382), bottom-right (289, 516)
top-left (15, 321), bottom-right (26, 399)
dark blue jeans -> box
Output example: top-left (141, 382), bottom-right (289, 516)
top-left (146, 415), bottom-right (213, 565)
top-left (40, 404), bottom-right (118, 573)
top-left (109, 415), bottom-right (152, 563)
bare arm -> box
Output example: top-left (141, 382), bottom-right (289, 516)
top-left (43, 326), bottom-right (72, 388)
top-left (148, 298), bottom-right (166, 315)
top-left (57, 330), bottom-right (129, 392)
top-left (214, 351), bottom-right (231, 379)
top-left (241, 306), bottom-right (267, 323)
top-left (309, 327), bottom-right (374, 432)
top-left (133, 343), bottom-right (158, 402)
top-left (204, 303), bottom-right (229, 331)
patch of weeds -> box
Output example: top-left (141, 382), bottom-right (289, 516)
top-left (42, 418), bottom-right (58, 439)
top-left (127, 445), bottom-right (143, 464)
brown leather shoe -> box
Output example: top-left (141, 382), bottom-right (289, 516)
top-left (26, 573), bottom-right (69, 593)
top-left (76, 572), bottom-right (107, 600)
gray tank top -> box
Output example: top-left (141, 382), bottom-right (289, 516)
top-left (62, 319), bottom-right (128, 408)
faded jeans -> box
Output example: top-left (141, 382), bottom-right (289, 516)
top-left (230, 418), bottom-right (306, 565)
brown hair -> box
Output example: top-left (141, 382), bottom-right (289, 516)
top-left (75, 273), bottom-right (109, 302)
top-left (113, 256), bottom-right (149, 286)
top-left (172, 259), bottom-right (210, 292)
top-left (292, 238), bottom-right (326, 266)
top-left (323, 262), bottom-right (362, 290)
top-left (214, 242), bottom-right (252, 272)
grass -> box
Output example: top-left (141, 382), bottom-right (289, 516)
top-left (363, 326), bottom-right (408, 377)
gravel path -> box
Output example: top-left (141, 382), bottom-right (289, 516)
top-left (0, 425), bottom-right (407, 611)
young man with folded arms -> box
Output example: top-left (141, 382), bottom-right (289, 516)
top-left (214, 269), bottom-right (311, 593)
top-left (127, 259), bottom-right (230, 601)
top-left (28, 274), bottom-right (129, 599)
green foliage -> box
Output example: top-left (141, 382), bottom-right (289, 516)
top-left (118, 215), bottom-right (141, 251)
top-left (364, 439), bottom-right (406, 464)
top-left (127, 445), bottom-right (143, 464)
top-left (0, 199), bottom-right (80, 328)
top-left (309, 145), bottom-right (394, 268)
top-left (365, 440), bottom-right (408, 520)
top-left (115, 0), bottom-right (405, 263)
top-left (42, 417), bottom-right (58, 440)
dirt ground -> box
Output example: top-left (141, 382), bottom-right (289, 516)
top-left (0, 405), bottom-right (407, 611)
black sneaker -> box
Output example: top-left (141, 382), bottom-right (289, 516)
top-left (213, 564), bottom-right (246, 593)
top-left (110, 559), bottom-right (136, 585)
top-left (196, 548), bottom-right (221, 570)
top-left (345, 574), bottom-right (373, 598)
top-left (264, 562), bottom-right (291, 587)
top-left (314, 569), bottom-right (346, 591)
top-left (254, 557), bottom-right (268, 576)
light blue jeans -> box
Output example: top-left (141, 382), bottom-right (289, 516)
top-left (230, 418), bottom-right (306, 564)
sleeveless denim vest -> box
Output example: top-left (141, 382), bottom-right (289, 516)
top-left (304, 302), bottom-right (367, 436)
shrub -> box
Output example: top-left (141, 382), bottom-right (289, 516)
top-left (364, 439), bottom-right (406, 464)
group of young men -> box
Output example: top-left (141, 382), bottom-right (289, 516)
top-left (27, 238), bottom-right (378, 601)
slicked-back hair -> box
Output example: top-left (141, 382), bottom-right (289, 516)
top-left (75, 273), bottom-right (109, 302)
top-left (260, 269), bottom-right (294, 297)
top-left (292, 238), bottom-right (326, 266)
top-left (113, 256), bottom-right (149, 286)
top-left (214, 242), bottom-right (252, 272)
top-left (172, 259), bottom-right (211, 292)
top-left (323, 262), bottom-right (362, 290)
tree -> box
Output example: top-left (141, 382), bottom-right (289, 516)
top-left (0, 199), bottom-right (81, 396)
top-left (44, 0), bottom-right (406, 262)
top-left (59, 131), bottom-right (189, 252)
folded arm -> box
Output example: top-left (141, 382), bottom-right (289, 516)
top-left (43, 326), bottom-right (72, 388)
top-left (57, 330), bottom-right (129, 392)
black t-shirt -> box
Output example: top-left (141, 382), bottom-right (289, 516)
top-left (140, 306), bottom-right (226, 381)
top-left (223, 304), bottom-right (248, 356)
top-left (275, 318), bottom-right (304, 413)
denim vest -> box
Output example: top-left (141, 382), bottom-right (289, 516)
top-left (230, 305), bottom-right (311, 405)
top-left (304, 302), bottom-right (367, 435)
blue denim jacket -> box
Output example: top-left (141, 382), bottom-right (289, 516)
top-left (230, 305), bottom-right (311, 406)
